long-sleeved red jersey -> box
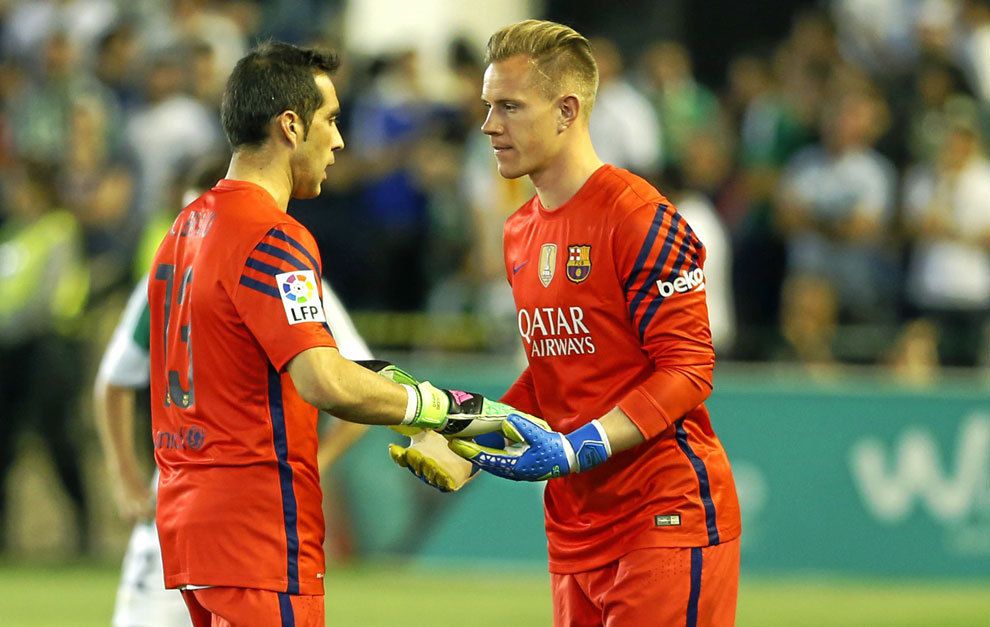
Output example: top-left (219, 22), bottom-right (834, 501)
top-left (501, 165), bottom-right (741, 574)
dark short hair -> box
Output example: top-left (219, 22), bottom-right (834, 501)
top-left (220, 41), bottom-right (340, 149)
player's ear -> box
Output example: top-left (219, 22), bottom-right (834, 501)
top-left (557, 94), bottom-right (580, 132)
top-left (276, 111), bottom-right (302, 148)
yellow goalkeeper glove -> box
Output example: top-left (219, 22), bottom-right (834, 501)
top-left (388, 430), bottom-right (478, 492)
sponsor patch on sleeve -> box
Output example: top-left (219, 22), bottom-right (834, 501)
top-left (276, 270), bottom-right (327, 325)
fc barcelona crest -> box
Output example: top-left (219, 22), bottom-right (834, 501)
top-left (566, 245), bottom-right (592, 283)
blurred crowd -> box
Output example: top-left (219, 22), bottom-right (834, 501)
top-left (1, 0), bottom-right (990, 552)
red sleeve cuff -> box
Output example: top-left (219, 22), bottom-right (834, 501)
top-left (616, 387), bottom-right (675, 440)
top-left (270, 333), bottom-right (337, 372)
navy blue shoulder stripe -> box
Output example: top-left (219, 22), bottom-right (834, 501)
top-left (254, 242), bottom-right (308, 271)
top-left (268, 228), bottom-right (320, 275)
top-left (637, 240), bottom-right (699, 340)
top-left (628, 212), bottom-right (681, 320)
top-left (239, 275), bottom-right (280, 298)
top-left (245, 256), bottom-right (282, 276)
top-left (623, 203), bottom-right (667, 294)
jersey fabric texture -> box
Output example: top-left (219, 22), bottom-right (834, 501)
top-left (550, 539), bottom-right (740, 626)
top-left (149, 179), bottom-right (336, 595)
top-left (181, 587), bottom-right (324, 627)
top-left (501, 165), bottom-right (741, 574)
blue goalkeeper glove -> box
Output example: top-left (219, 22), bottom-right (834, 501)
top-left (448, 414), bottom-right (612, 481)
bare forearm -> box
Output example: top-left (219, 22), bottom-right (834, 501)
top-left (287, 347), bottom-right (409, 425)
top-left (93, 380), bottom-right (146, 479)
top-left (597, 407), bottom-right (645, 453)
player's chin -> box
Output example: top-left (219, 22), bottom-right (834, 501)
top-left (293, 181), bottom-right (323, 200)
top-left (496, 162), bottom-right (527, 180)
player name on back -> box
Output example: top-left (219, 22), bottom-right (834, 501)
top-left (518, 306), bottom-right (597, 358)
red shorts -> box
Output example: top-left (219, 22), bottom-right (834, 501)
top-left (181, 587), bottom-right (324, 627)
top-left (551, 538), bottom-right (740, 627)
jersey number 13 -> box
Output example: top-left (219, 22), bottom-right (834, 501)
top-left (155, 263), bottom-right (195, 409)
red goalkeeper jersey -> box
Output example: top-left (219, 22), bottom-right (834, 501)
top-left (501, 165), bottom-right (741, 574)
top-left (149, 179), bottom-right (336, 594)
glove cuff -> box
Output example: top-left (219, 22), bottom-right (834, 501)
top-left (565, 419), bottom-right (612, 473)
top-left (400, 384), bottom-right (419, 423)
top-left (401, 382), bottom-right (450, 430)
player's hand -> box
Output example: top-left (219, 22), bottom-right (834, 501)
top-left (449, 414), bottom-right (612, 481)
top-left (355, 359), bottom-right (532, 437)
top-left (388, 430), bottom-right (478, 492)
top-left (114, 473), bottom-right (155, 523)
top-left (438, 392), bottom-right (541, 438)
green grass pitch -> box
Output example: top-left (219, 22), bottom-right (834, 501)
top-left (2, 561), bottom-right (988, 626)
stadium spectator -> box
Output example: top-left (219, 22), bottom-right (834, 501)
top-left (724, 51), bottom-right (809, 358)
top-left (9, 30), bottom-right (117, 165)
top-left (905, 57), bottom-right (978, 163)
top-left (0, 162), bottom-right (91, 554)
top-left (902, 107), bottom-right (990, 366)
top-left (831, 0), bottom-right (921, 77)
top-left (347, 50), bottom-right (436, 310)
top-left (639, 40), bottom-right (724, 170)
top-left (959, 0), bottom-right (990, 103)
top-left (92, 21), bottom-right (143, 113)
top-left (2, 0), bottom-right (118, 62)
top-left (776, 85), bottom-right (899, 329)
top-left (124, 47), bottom-right (221, 217)
top-left (886, 318), bottom-right (941, 385)
top-left (59, 95), bottom-right (136, 297)
top-left (588, 36), bottom-right (662, 177)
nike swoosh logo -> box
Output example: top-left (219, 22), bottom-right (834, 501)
top-left (512, 260), bottom-right (528, 274)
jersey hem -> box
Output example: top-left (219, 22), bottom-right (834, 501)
top-left (546, 526), bottom-right (742, 575)
top-left (164, 574), bottom-right (325, 596)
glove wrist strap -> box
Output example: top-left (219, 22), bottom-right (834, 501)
top-left (402, 382), bottom-right (450, 430)
top-left (400, 384), bottom-right (420, 424)
top-left (565, 419), bottom-right (612, 473)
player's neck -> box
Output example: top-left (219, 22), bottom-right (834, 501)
top-left (225, 150), bottom-right (292, 212)
top-left (531, 133), bottom-right (603, 211)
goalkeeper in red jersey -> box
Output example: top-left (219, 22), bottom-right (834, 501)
top-left (438, 20), bottom-right (742, 627)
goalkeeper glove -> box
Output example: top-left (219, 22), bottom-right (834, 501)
top-left (356, 360), bottom-right (535, 436)
top-left (356, 360), bottom-right (448, 432)
top-left (449, 414), bottom-right (612, 481)
top-left (388, 430), bottom-right (479, 492)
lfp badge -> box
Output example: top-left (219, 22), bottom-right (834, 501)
top-left (566, 245), bottom-right (592, 283)
top-left (276, 270), bottom-right (326, 325)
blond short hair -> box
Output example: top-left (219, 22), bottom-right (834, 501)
top-left (486, 19), bottom-right (598, 116)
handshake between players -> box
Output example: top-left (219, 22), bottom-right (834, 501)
top-left (360, 360), bottom-right (613, 490)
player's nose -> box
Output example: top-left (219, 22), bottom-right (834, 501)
top-left (481, 109), bottom-right (501, 135)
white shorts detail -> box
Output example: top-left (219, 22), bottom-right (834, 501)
top-left (112, 521), bottom-right (191, 627)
